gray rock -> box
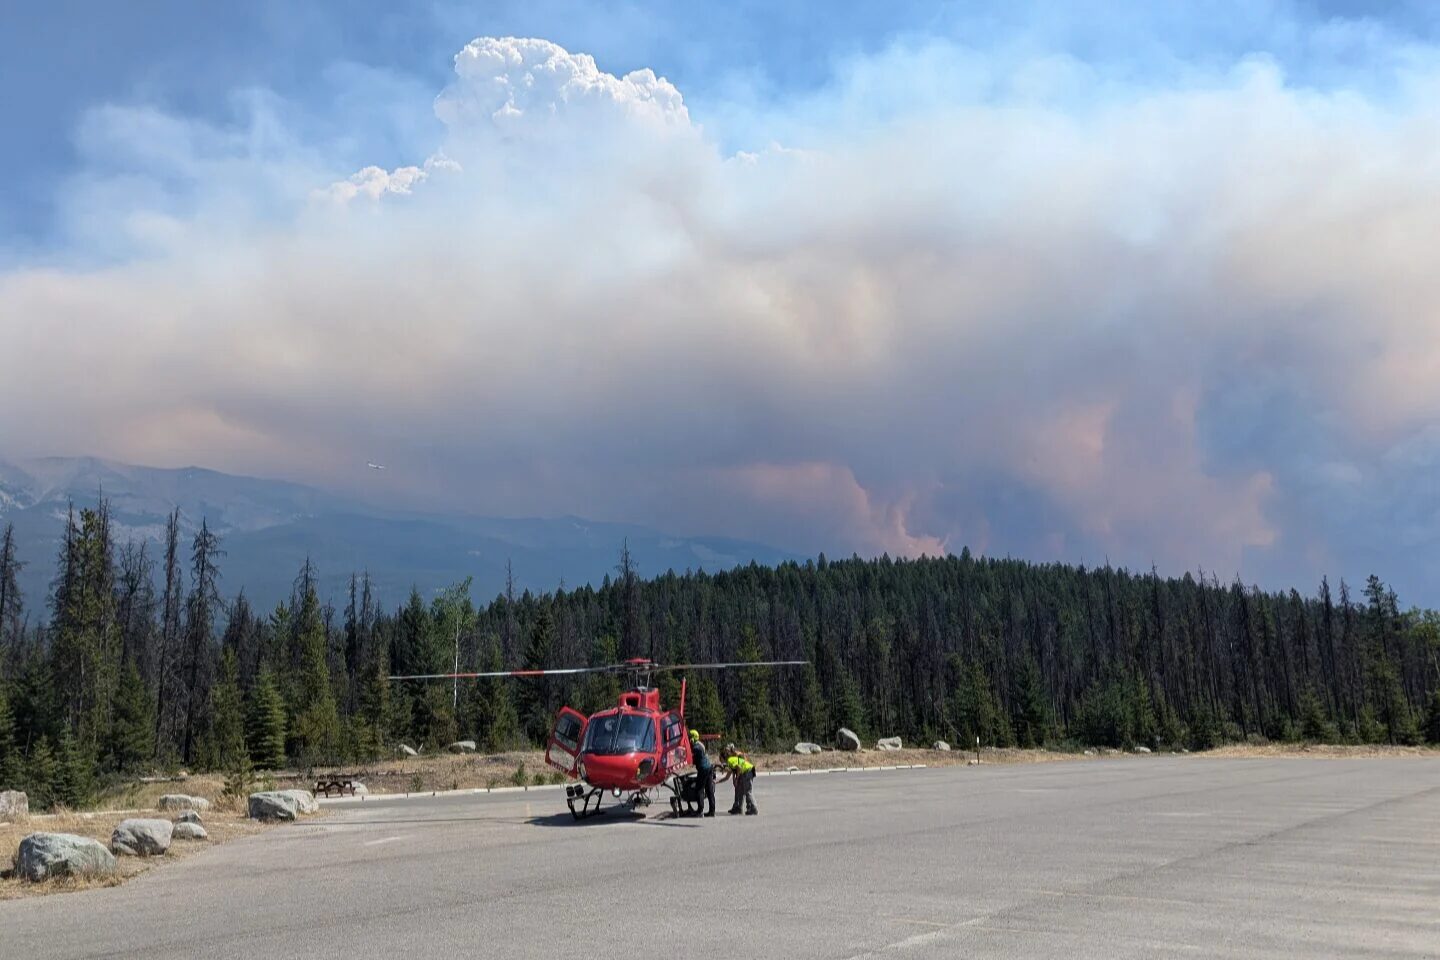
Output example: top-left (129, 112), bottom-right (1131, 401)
top-left (111, 818), bottom-right (173, 857)
top-left (276, 789), bottom-right (319, 814)
top-left (171, 821), bottom-right (209, 841)
top-left (447, 740), bottom-right (477, 753)
top-left (835, 728), bottom-right (861, 751)
top-left (398, 743), bottom-right (418, 758)
top-left (876, 737), bottom-right (903, 751)
top-left (0, 789), bottom-right (28, 822)
top-left (1083, 749), bottom-right (1096, 756)
top-left (794, 742), bottom-right (823, 755)
top-left (157, 794), bottom-right (211, 813)
top-left (16, 833), bottom-right (117, 881)
top-left (248, 791), bottom-right (297, 821)
top-left (351, 782), bottom-right (369, 796)
top-left (1135, 745), bottom-right (1152, 754)
top-left (175, 810), bottom-right (203, 825)
top-left (932, 741), bottom-right (951, 751)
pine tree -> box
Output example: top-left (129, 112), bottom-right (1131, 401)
top-left (353, 652), bottom-right (392, 761)
top-left (291, 579), bottom-right (339, 764)
top-left (732, 626), bottom-right (778, 747)
top-left (797, 662), bottom-right (829, 740)
top-left (474, 639), bottom-right (522, 750)
top-left (0, 682), bottom-right (20, 787)
top-left (1010, 655), bottom-right (1051, 748)
top-left (180, 520), bottom-right (223, 764)
top-left (686, 675), bottom-right (726, 735)
top-left (53, 727), bottom-right (93, 809)
top-left (26, 736), bottom-right (57, 810)
top-left (209, 648), bottom-right (246, 770)
top-left (1423, 689), bottom-right (1440, 745)
top-left (109, 660), bottom-right (156, 773)
top-left (517, 607), bottom-right (556, 744)
top-left (1298, 688), bottom-right (1337, 742)
top-left (246, 669), bottom-right (287, 769)
top-left (0, 523), bottom-right (24, 665)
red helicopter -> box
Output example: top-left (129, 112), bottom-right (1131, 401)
top-left (390, 657), bottom-right (805, 819)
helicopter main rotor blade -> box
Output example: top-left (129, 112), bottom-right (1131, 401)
top-left (387, 665), bottom-right (612, 681)
top-left (652, 660), bottom-right (809, 673)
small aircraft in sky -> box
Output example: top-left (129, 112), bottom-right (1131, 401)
top-left (366, 462), bottom-right (386, 470)
top-left (390, 656), bottom-right (806, 819)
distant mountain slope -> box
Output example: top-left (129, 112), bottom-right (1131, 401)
top-left (0, 457), bottom-right (798, 610)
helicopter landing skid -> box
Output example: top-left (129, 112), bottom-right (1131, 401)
top-left (566, 785), bottom-right (605, 820)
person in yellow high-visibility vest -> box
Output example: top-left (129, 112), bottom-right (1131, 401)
top-left (720, 745), bottom-right (757, 815)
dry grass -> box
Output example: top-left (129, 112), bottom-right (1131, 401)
top-left (291, 742), bottom-right (1095, 795)
top-left (1197, 742), bottom-right (1440, 760)
top-left (1, 788), bottom-right (269, 900)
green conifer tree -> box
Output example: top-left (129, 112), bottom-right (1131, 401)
top-left (210, 649), bottom-right (247, 770)
top-left (291, 582), bottom-right (340, 764)
top-left (53, 727), bottom-right (94, 809)
top-left (246, 669), bottom-right (287, 769)
top-left (109, 660), bottom-right (156, 773)
top-left (1421, 689), bottom-right (1440, 746)
top-left (733, 627), bottom-right (777, 748)
top-left (26, 736), bottom-right (57, 810)
top-left (0, 682), bottom-right (21, 788)
top-left (685, 675), bottom-right (726, 736)
top-left (517, 607), bottom-right (556, 745)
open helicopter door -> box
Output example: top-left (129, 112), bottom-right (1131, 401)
top-left (545, 707), bottom-right (587, 778)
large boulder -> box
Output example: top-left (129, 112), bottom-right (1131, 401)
top-left (15, 833), bottom-right (117, 882)
top-left (835, 728), bottom-right (861, 751)
top-left (175, 810), bottom-right (203, 825)
top-left (447, 740), bottom-right (477, 754)
top-left (1135, 745), bottom-right (1152, 754)
top-left (350, 782), bottom-right (370, 796)
top-left (248, 791), bottom-right (298, 821)
top-left (398, 744), bottom-right (419, 758)
top-left (933, 741), bottom-right (951, 751)
top-left (794, 742), bottom-right (823, 755)
top-left (157, 794), bottom-right (211, 813)
top-left (876, 737), bottom-right (903, 751)
top-left (171, 822), bottom-right (209, 841)
top-left (111, 818), bottom-right (173, 857)
top-left (276, 789), bottom-right (319, 814)
top-left (0, 790), bottom-right (28, 822)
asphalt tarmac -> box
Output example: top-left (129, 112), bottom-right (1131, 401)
top-left (4, 756), bottom-right (1438, 959)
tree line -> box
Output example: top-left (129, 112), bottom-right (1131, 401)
top-left (1, 503), bottom-right (1439, 810)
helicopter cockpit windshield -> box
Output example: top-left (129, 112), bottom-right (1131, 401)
top-left (582, 713), bottom-right (655, 755)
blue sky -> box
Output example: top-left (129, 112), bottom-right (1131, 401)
top-left (3, 1), bottom-right (1440, 603)
top-left (7, 1), bottom-right (1437, 242)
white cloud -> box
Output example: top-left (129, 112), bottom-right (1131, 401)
top-left (434, 37), bottom-right (690, 133)
top-left (5, 34), bottom-right (1440, 600)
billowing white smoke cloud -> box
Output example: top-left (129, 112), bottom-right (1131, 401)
top-left (3, 35), bottom-right (1440, 600)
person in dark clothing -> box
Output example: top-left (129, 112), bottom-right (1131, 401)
top-left (689, 729), bottom-right (716, 817)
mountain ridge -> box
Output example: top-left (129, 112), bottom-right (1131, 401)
top-left (0, 456), bottom-right (800, 611)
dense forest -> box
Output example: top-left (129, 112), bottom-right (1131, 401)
top-left (1, 501), bottom-right (1439, 810)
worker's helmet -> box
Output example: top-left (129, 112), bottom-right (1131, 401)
top-left (689, 729), bottom-right (700, 742)
top-left (725, 742), bottom-right (736, 754)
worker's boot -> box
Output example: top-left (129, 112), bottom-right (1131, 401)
top-left (728, 807), bottom-right (742, 815)
top-left (745, 807), bottom-right (758, 815)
